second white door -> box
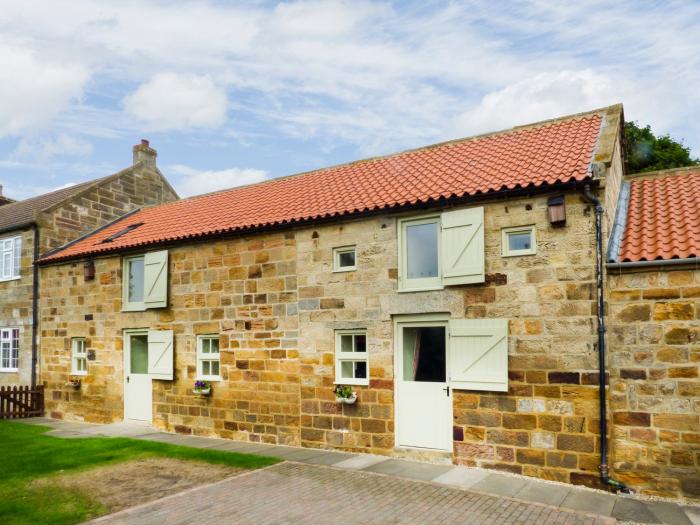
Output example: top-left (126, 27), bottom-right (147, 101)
top-left (124, 330), bottom-right (152, 422)
top-left (395, 318), bottom-right (452, 451)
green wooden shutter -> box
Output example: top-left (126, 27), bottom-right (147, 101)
top-left (440, 207), bottom-right (484, 286)
top-left (448, 319), bottom-right (508, 392)
top-left (143, 250), bottom-right (168, 309)
top-left (148, 329), bottom-right (174, 380)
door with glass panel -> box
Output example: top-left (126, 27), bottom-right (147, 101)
top-left (124, 330), bottom-right (152, 422)
top-left (395, 317), bottom-right (452, 451)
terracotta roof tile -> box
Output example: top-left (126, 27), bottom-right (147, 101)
top-left (41, 110), bottom-right (607, 263)
top-left (619, 169), bottom-right (700, 262)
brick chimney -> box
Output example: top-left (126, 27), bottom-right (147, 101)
top-left (133, 139), bottom-right (157, 168)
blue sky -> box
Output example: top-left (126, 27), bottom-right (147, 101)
top-left (1, 0), bottom-right (699, 200)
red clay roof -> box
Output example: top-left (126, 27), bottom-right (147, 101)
top-left (40, 109), bottom-right (609, 263)
top-left (619, 169), bottom-right (700, 262)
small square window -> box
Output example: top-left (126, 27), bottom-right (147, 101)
top-left (502, 226), bottom-right (536, 257)
top-left (197, 335), bottom-right (221, 381)
top-left (71, 338), bottom-right (87, 376)
top-left (333, 246), bottom-right (357, 272)
top-left (335, 330), bottom-right (369, 386)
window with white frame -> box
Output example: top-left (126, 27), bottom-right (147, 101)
top-left (123, 255), bottom-right (145, 310)
top-left (122, 250), bottom-right (169, 311)
top-left (197, 335), bottom-right (220, 380)
top-left (502, 225), bottom-right (536, 257)
top-left (398, 208), bottom-right (485, 291)
top-left (335, 330), bottom-right (368, 385)
top-left (0, 236), bottom-right (21, 281)
top-left (0, 328), bottom-right (19, 372)
top-left (71, 338), bottom-right (87, 375)
top-left (333, 246), bottom-right (357, 272)
top-left (399, 216), bottom-right (441, 291)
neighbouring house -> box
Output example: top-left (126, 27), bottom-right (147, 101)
top-left (0, 141), bottom-right (178, 386)
top-left (35, 105), bottom-right (698, 501)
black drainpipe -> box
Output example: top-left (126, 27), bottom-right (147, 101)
top-left (31, 224), bottom-right (40, 389)
top-left (581, 184), bottom-right (629, 493)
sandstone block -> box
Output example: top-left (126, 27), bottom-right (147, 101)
top-left (653, 302), bottom-right (695, 321)
top-left (503, 413), bottom-right (537, 430)
top-left (613, 412), bottom-right (651, 427)
top-left (615, 303), bottom-right (651, 322)
top-left (517, 449), bottom-right (545, 465)
top-left (557, 434), bottom-right (594, 452)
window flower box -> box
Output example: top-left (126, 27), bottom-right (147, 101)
top-left (193, 380), bottom-right (212, 396)
top-left (334, 385), bottom-right (357, 405)
top-left (65, 378), bottom-right (81, 390)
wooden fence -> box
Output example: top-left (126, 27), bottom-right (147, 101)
top-left (0, 385), bottom-right (44, 419)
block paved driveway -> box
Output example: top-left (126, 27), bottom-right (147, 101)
top-left (91, 462), bottom-right (611, 525)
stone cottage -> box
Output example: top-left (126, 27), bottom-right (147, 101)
top-left (0, 141), bottom-right (178, 386)
top-left (35, 105), bottom-right (698, 500)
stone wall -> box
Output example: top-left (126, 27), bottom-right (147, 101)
top-left (0, 228), bottom-right (35, 385)
top-left (291, 189), bottom-right (610, 488)
top-left (41, 186), bottom-right (698, 497)
top-left (40, 232), bottom-right (300, 445)
top-left (608, 268), bottom-right (700, 501)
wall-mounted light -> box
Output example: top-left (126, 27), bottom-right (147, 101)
top-left (83, 260), bottom-right (95, 281)
top-left (547, 195), bottom-right (566, 227)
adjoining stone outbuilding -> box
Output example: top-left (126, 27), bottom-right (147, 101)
top-left (0, 141), bottom-right (178, 386)
top-left (605, 167), bottom-right (700, 500)
top-left (35, 106), bottom-right (698, 501)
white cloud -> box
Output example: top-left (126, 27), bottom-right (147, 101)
top-left (123, 73), bottom-right (228, 131)
top-left (168, 164), bottom-right (269, 197)
top-left (10, 134), bottom-right (93, 162)
top-left (0, 43), bottom-right (88, 137)
top-left (0, 0), bottom-right (699, 169)
top-left (453, 70), bottom-right (622, 136)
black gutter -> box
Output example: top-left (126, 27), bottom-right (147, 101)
top-left (607, 257), bottom-right (700, 270)
top-left (581, 184), bottom-right (629, 493)
top-left (31, 224), bottom-right (39, 389)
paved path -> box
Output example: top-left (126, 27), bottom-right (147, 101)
top-left (91, 462), bottom-right (612, 525)
top-left (21, 418), bottom-right (699, 525)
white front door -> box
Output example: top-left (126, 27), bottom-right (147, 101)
top-left (395, 317), bottom-right (452, 451)
top-left (124, 330), bottom-right (152, 422)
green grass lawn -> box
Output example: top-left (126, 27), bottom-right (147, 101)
top-left (0, 420), bottom-right (280, 525)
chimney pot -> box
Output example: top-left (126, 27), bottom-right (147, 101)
top-left (133, 139), bottom-right (157, 168)
top-left (0, 184), bottom-right (3, 196)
